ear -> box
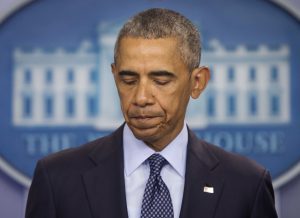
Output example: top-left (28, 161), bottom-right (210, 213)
top-left (190, 66), bottom-right (210, 99)
top-left (111, 63), bottom-right (116, 75)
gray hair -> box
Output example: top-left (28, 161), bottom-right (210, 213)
top-left (114, 8), bottom-right (201, 72)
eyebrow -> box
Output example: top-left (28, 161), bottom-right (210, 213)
top-left (118, 70), bottom-right (138, 76)
top-left (118, 70), bottom-right (176, 78)
top-left (149, 70), bottom-right (175, 78)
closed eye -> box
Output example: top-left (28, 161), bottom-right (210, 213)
top-left (154, 79), bottom-right (171, 85)
top-left (118, 70), bottom-right (138, 85)
top-left (120, 77), bottom-right (137, 85)
top-left (150, 70), bottom-right (175, 86)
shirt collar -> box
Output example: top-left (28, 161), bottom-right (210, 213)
top-left (123, 123), bottom-right (188, 178)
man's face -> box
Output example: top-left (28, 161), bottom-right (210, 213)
top-left (112, 37), bottom-right (208, 150)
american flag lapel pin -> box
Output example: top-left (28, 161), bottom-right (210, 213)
top-left (203, 185), bottom-right (214, 194)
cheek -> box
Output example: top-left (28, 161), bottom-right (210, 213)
top-left (118, 90), bottom-right (132, 112)
top-left (156, 92), bottom-right (182, 114)
top-left (162, 88), bottom-right (190, 114)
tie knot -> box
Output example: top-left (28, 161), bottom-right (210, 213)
top-left (148, 153), bottom-right (167, 176)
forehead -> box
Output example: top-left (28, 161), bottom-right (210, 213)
top-left (116, 37), bottom-right (187, 71)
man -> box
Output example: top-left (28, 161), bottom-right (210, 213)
top-left (26, 8), bottom-right (278, 218)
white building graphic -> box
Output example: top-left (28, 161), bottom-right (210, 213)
top-left (12, 23), bottom-right (290, 129)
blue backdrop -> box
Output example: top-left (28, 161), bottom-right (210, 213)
top-left (0, 0), bottom-right (299, 217)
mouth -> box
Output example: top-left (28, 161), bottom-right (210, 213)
top-left (131, 115), bottom-right (156, 119)
top-left (130, 116), bottom-right (159, 124)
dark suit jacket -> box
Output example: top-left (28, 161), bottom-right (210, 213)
top-left (26, 125), bottom-right (277, 218)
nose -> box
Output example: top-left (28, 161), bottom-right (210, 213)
top-left (133, 81), bottom-right (154, 107)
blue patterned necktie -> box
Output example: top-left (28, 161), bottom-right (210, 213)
top-left (140, 153), bottom-right (174, 218)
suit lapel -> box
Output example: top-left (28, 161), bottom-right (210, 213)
top-left (180, 130), bottom-right (224, 218)
top-left (82, 125), bottom-right (128, 218)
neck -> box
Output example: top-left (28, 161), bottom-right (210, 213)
top-left (145, 142), bottom-right (168, 152)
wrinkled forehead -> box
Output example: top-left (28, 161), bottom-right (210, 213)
top-left (115, 37), bottom-right (188, 73)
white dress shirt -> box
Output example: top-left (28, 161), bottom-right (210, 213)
top-left (123, 124), bottom-right (188, 218)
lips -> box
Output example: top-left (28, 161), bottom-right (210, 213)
top-left (128, 110), bottom-right (164, 120)
top-left (130, 115), bottom-right (159, 123)
top-left (131, 115), bottom-right (156, 119)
